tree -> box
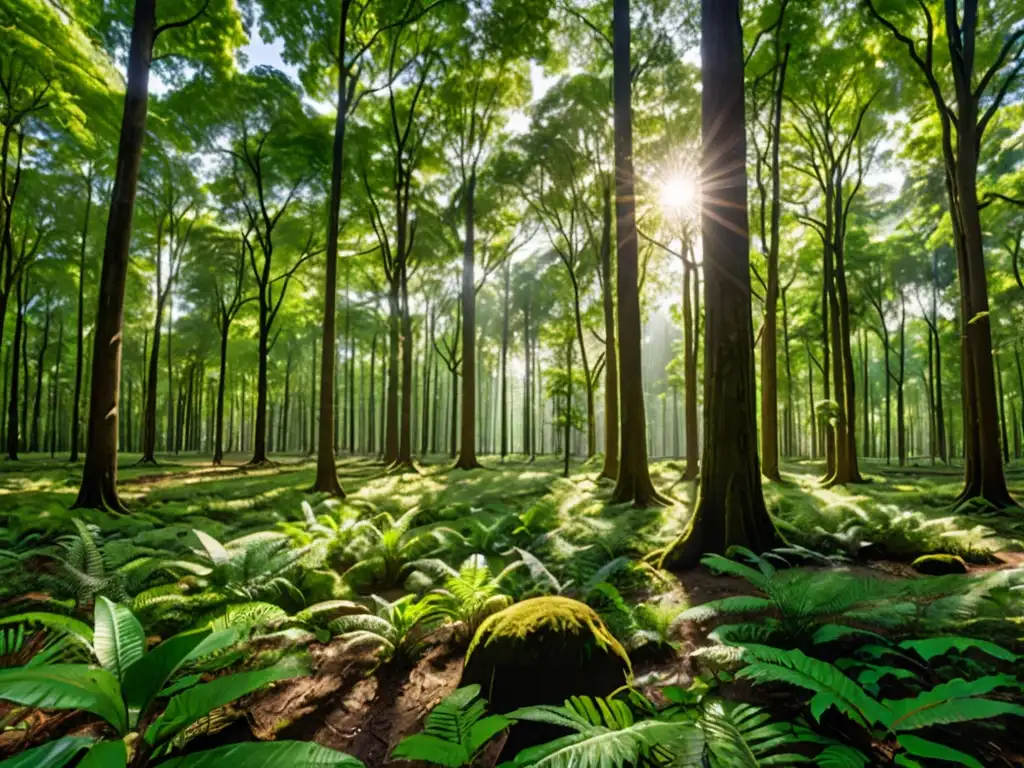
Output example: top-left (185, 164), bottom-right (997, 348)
top-left (663, 0), bottom-right (780, 568)
top-left (138, 155), bottom-right (199, 465)
top-left (74, 0), bottom-right (244, 511)
top-left (864, 0), bottom-right (1023, 508)
top-left (610, 0), bottom-right (665, 505)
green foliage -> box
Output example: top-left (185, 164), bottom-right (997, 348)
top-left (391, 685), bottom-right (511, 767)
top-left (344, 509), bottom-right (453, 589)
top-left (506, 694), bottom-right (703, 768)
top-left (330, 593), bottom-right (446, 665)
top-left (0, 599), bottom-right (359, 766)
top-left (685, 546), bottom-right (1015, 648)
top-left (736, 643), bottom-right (1024, 763)
top-left (409, 555), bottom-right (520, 645)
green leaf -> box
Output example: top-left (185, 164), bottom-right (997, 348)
top-left (899, 636), bottom-right (1016, 663)
top-left (0, 737), bottom-right (96, 768)
top-left (391, 734), bottom-right (470, 767)
top-left (897, 735), bottom-right (983, 768)
top-left (122, 627), bottom-right (216, 726)
top-left (467, 715), bottom-right (513, 754)
top-left (0, 613), bottom-right (95, 649)
top-left (145, 657), bottom-right (309, 745)
top-left (79, 740), bottom-right (127, 768)
top-left (0, 665), bottom-right (127, 733)
top-left (157, 741), bottom-right (364, 767)
top-left (193, 530), bottom-right (230, 565)
top-left (94, 598), bottom-right (145, 683)
top-left (737, 645), bottom-right (890, 728)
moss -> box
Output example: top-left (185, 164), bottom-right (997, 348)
top-left (299, 569), bottom-right (347, 603)
top-left (911, 554), bottom-right (968, 575)
top-left (466, 596), bottom-right (630, 667)
top-left (462, 597), bottom-right (632, 756)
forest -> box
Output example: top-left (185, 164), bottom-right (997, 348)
top-left (1, 0), bottom-right (1024, 765)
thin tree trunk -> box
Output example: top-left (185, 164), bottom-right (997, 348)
top-left (70, 171), bottom-right (93, 462)
top-left (500, 264), bottom-right (510, 460)
top-left (682, 260), bottom-right (698, 479)
top-left (598, 178), bottom-right (619, 479)
top-left (456, 173), bottom-right (481, 469)
top-left (6, 276), bottom-right (25, 459)
top-left (30, 306), bottom-right (50, 452)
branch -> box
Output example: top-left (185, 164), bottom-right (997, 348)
top-left (154, 0), bottom-right (211, 39)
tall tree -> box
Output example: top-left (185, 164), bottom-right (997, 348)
top-left (74, 0), bottom-right (244, 511)
top-left (864, 0), bottom-right (1022, 508)
top-left (664, 0), bottom-right (780, 567)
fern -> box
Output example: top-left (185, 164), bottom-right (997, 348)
top-left (391, 685), bottom-right (510, 767)
top-left (506, 694), bottom-right (703, 768)
top-left (700, 699), bottom-right (809, 767)
top-left (330, 594), bottom-right (446, 664)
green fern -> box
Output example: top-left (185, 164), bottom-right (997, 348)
top-left (391, 685), bottom-right (510, 766)
top-left (506, 694), bottom-right (703, 768)
top-left (330, 593), bottom-right (446, 664)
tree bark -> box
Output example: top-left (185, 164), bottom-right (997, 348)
top-left (6, 276), bottom-right (25, 459)
top-left (456, 173), bottom-right (481, 469)
top-left (760, 44), bottom-right (789, 482)
top-left (500, 263), bottom-right (510, 460)
top-left (610, 0), bottom-right (662, 505)
top-left (597, 178), bottom-right (619, 479)
top-left (682, 260), bottom-right (698, 480)
top-left (74, 0), bottom-right (154, 511)
top-left (70, 171), bottom-right (93, 462)
top-left (29, 305), bottom-right (50, 452)
top-left (664, 0), bottom-right (779, 568)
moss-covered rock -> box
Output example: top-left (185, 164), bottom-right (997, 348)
top-left (911, 554), bottom-right (968, 575)
top-left (299, 569), bottom-right (347, 603)
top-left (461, 597), bottom-right (631, 754)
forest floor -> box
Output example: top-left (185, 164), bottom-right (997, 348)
top-left (1, 454), bottom-right (1023, 765)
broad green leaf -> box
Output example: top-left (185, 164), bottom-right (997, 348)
top-left (0, 665), bottom-right (127, 733)
top-left (0, 736), bottom-right (96, 768)
top-left (193, 530), bottom-right (229, 565)
top-left (145, 657), bottom-right (309, 745)
top-left (157, 741), bottom-right (365, 767)
top-left (121, 627), bottom-right (214, 725)
top-left (897, 735), bottom-right (983, 768)
top-left (391, 734), bottom-right (470, 767)
top-left (467, 715), bottom-right (513, 753)
top-left (94, 598), bottom-right (145, 683)
top-left (79, 740), bottom-right (127, 768)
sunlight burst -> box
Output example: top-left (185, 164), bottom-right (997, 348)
top-left (659, 173), bottom-right (698, 217)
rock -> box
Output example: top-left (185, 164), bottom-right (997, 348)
top-left (300, 569), bottom-right (347, 603)
top-left (460, 596), bottom-right (632, 755)
top-left (911, 554), bottom-right (968, 575)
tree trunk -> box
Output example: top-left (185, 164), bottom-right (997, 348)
top-left (563, 337), bottom-right (572, 477)
top-left (456, 173), bottom-right (481, 469)
top-left (73, 0), bottom-right (154, 508)
top-left (897, 298), bottom-right (906, 466)
top-left (398, 262), bottom-right (414, 467)
top-left (70, 173), bottom-right (93, 462)
top-left (611, 0), bottom-right (661, 505)
top-left (421, 305), bottom-right (433, 456)
top-left (996, 350), bottom-right (1010, 465)
top-left (314, 39), bottom-right (349, 479)
top-left (598, 178), bottom-right (619, 479)
top-left (213, 321), bottom-right (229, 465)
top-left (368, 332), bottom-right (377, 455)
top-left (141, 292), bottom-right (166, 463)
top-left (50, 322), bottom-right (63, 455)
top-left (760, 45), bottom-right (789, 482)
top-left (682, 261), bottom-right (698, 479)
top-left (664, 0), bottom-right (778, 567)
top-left (500, 263), bottom-right (509, 460)
top-left (29, 306), bottom-right (50, 453)
top-left (6, 277), bottom-right (25, 459)
top-left (384, 278), bottom-right (400, 463)
top-left (251, 305), bottom-right (270, 463)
